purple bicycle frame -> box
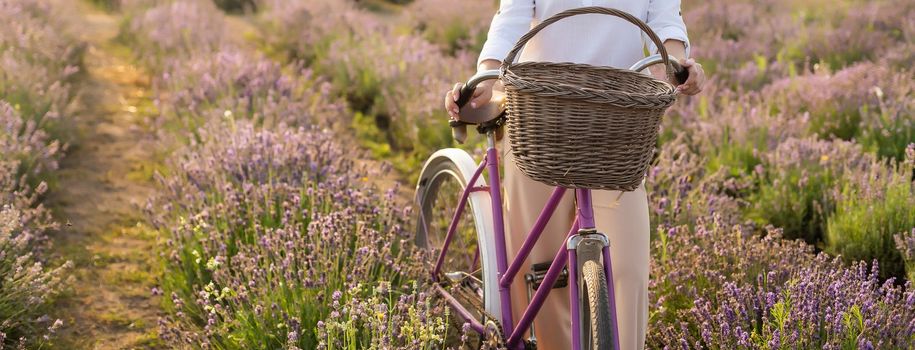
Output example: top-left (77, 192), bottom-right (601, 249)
top-left (433, 136), bottom-right (621, 350)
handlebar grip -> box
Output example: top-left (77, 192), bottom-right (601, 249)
top-left (455, 83), bottom-right (475, 108)
top-left (670, 59), bottom-right (690, 85)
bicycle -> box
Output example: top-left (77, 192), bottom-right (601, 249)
top-left (415, 7), bottom-right (688, 350)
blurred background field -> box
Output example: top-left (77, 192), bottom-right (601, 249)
top-left (0, 0), bottom-right (913, 349)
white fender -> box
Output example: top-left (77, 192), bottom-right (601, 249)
top-left (417, 148), bottom-right (502, 323)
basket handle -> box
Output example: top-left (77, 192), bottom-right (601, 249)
top-left (502, 6), bottom-right (678, 83)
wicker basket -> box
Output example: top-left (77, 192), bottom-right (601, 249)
top-left (501, 7), bottom-right (679, 191)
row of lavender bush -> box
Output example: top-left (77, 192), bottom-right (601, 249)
top-left (251, 0), bottom-right (915, 348)
top-left (253, 0), bottom-right (482, 177)
top-left (0, 0), bottom-right (81, 347)
top-left (662, 0), bottom-right (915, 277)
top-left (119, 0), bottom-right (458, 348)
top-left (647, 0), bottom-right (915, 346)
top-left (649, 1), bottom-right (915, 346)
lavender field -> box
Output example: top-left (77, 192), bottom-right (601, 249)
top-left (0, 0), bottom-right (913, 349)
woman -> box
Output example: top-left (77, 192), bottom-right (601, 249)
top-left (443, 0), bottom-right (705, 349)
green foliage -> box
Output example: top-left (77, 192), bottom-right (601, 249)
top-left (857, 82), bottom-right (915, 162)
top-left (749, 160), bottom-right (837, 245)
top-left (859, 107), bottom-right (915, 162)
top-left (825, 163), bottom-right (915, 279)
top-left (87, 0), bottom-right (120, 10)
top-left (807, 107), bottom-right (862, 142)
top-left (704, 132), bottom-right (763, 179)
top-left (212, 0), bottom-right (257, 13)
top-left (417, 20), bottom-right (486, 55)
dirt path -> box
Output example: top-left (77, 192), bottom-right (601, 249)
top-left (47, 4), bottom-right (164, 349)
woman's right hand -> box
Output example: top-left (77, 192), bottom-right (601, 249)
top-left (445, 79), bottom-right (495, 120)
top-left (446, 59), bottom-right (501, 120)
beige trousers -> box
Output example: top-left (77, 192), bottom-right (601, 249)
top-left (501, 137), bottom-right (650, 350)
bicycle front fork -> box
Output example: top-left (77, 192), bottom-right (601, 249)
top-left (569, 189), bottom-right (621, 350)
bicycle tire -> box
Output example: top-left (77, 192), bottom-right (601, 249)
top-left (581, 259), bottom-right (614, 350)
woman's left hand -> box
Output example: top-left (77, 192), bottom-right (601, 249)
top-left (675, 58), bottom-right (705, 95)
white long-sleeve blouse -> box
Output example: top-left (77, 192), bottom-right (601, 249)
top-left (478, 0), bottom-right (689, 69)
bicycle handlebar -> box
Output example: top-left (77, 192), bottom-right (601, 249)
top-left (455, 70), bottom-right (501, 108)
top-left (630, 54), bottom-right (690, 84)
top-left (454, 55), bottom-right (689, 109)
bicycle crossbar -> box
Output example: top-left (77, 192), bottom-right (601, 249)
top-left (500, 187), bottom-right (567, 287)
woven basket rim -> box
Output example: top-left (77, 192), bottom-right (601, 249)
top-left (503, 62), bottom-right (677, 105)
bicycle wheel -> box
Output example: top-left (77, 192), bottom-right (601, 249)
top-left (415, 149), bottom-right (501, 324)
top-left (581, 259), bottom-right (614, 350)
